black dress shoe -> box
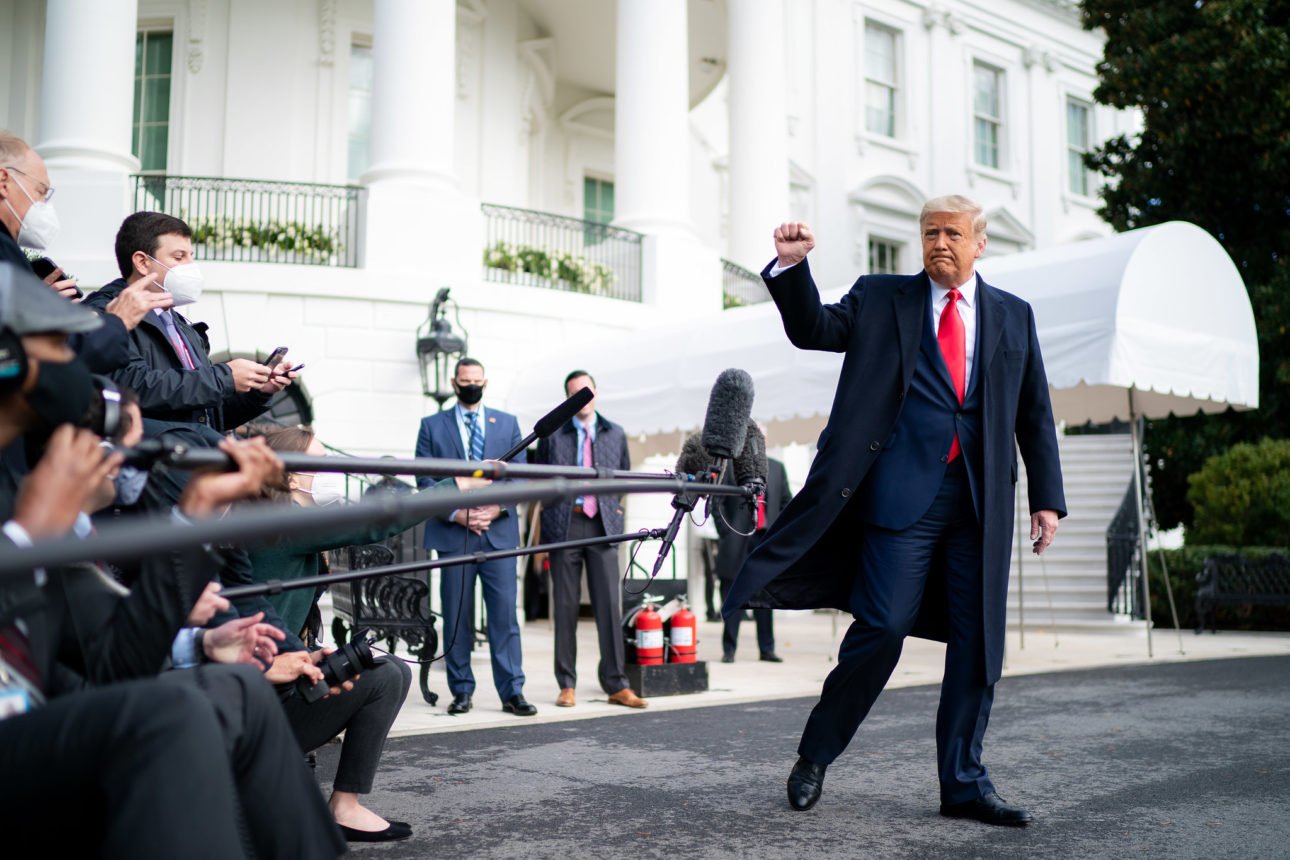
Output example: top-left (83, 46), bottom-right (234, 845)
top-left (940, 792), bottom-right (1033, 826)
top-left (759, 652), bottom-right (784, 663)
top-left (447, 694), bottom-right (472, 715)
top-left (503, 694), bottom-right (537, 716)
top-left (786, 756), bottom-right (827, 810)
top-left (338, 821), bottom-right (413, 842)
top-left (721, 653), bottom-right (735, 663)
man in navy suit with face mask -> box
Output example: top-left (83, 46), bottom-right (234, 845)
top-left (415, 357), bottom-right (536, 718)
top-left (723, 195), bottom-right (1065, 826)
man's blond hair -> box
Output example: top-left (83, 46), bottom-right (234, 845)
top-left (919, 194), bottom-right (987, 238)
top-left (0, 132), bottom-right (32, 168)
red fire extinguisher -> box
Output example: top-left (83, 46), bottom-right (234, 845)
top-left (633, 603), bottom-right (664, 665)
top-left (668, 602), bottom-right (698, 664)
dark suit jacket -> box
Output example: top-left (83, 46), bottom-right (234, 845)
top-left (722, 259), bottom-right (1065, 684)
top-left (414, 406), bottom-right (524, 551)
top-left (532, 413), bottom-right (631, 542)
top-left (715, 457), bottom-right (792, 583)
top-left (83, 279), bottom-right (271, 431)
top-left (0, 232), bottom-right (131, 374)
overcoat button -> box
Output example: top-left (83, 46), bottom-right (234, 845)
top-left (841, 488), bottom-right (851, 498)
top-left (869, 440), bottom-right (880, 451)
top-left (941, 455), bottom-right (949, 463)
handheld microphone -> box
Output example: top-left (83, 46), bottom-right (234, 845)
top-left (651, 371), bottom-right (756, 577)
top-left (733, 420), bottom-right (768, 511)
top-left (498, 386), bottom-right (595, 462)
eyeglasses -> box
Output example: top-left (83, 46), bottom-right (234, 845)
top-left (1, 165), bottom-right (55, 202)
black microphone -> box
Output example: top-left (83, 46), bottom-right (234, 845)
top-left (699, 369), bottom-right (755, 471)
top-left (733, 420), bottom-right (768, 510)
top-left (651, 371), bottom-right (756, 577)
top-left (498, 386), bottom-right (595, 462)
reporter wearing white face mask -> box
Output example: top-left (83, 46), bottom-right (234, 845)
top-left (244, 425), bottom-right (432, 842)
top-left (81, 211), bottom-right (298, 431)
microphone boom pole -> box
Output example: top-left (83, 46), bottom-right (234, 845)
top-left (220, 527), bottom-right (669, 601)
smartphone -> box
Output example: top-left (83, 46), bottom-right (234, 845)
top-left (264, 346), bottom-right (288, 369)
top-left (29, 257), bottom-right (62, 280)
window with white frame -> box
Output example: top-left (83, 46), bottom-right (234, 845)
top-left (972, 62), bottom-right (1004, 170)
top-left (868, 237), bottom-right (903, 274)
top-left (864, 23), bottom-right (899, 138)
top-left (1066, 97), bottom-right (1094, 196)
top-left (132, 30), bottom-right (173, 173)
top-left (583, 176), bottom-right (615, 225)
top-left (347, 42), bottom-right (374, 180)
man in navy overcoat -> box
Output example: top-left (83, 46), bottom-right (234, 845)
top-left (722, 195), bottom-right (1065, 826)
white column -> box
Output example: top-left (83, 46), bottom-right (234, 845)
top-left (34, 0), bottom-right (138, 284)
top-left (613, 0), bottom-right (691, 234)
top-left (727, 0), bottom-right (789, 272)
top-left (362, 0), bottom-right (455, 189)
top-left (1024, 47), bottom-right (1058, 248)
top-left (361, 0), bottom-right (479, 276)
top-left (614, 0), bottom-right (721, 313)
top-left (923, 7), bottom-right (964, 196)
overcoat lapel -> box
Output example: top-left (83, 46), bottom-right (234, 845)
top-left (893, 274), bottom-right (927, 389)
top-left (972, 276), bottom-right (1005, 398)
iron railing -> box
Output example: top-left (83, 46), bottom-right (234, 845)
top-left (1106, 481), bottom-right (1144, 619)
top-left (131, 175), bottom-right (364, 267)
top-left (480, 203), bottom-right (642, 302)
top-left (721, 258), bottom-right (770, 308)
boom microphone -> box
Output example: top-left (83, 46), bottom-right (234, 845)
top-left (700, 369), bottom-right (754, 465)
top-left (652, 372), bottom-right (757, 577)
top-left (732, 420), bottom-right (768, 514)
top-left (498, 386), bottom-right (595, 462)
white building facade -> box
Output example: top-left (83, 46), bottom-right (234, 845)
top-left (0, 0), bottom-right (1136, 458)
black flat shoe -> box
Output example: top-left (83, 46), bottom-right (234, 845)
top-left (940, 792), bottom-right (1033, 826)
top-left (338, 821), bottom-right (413, 842)
top-left (503, 694), bottom-right (537, 716)
top-left (787, 756), bottom-right (827, 811)
top-left (760, 652), bottom-right (784, 663)
top-left (447, 694), bottom-right (472, 715)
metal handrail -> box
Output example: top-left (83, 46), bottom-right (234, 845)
top-left (131, 174), bottom-right (365, 268)
top-left (480, 202), bottom-right (643, 302)
top-left (1106, 480), bottom-right (1144, 619)
top-left (721, 258), bottom-right (770, 308)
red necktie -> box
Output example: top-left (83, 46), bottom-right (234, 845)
top-left (937, 289), bottom-right (966, 463)
top-left (755, 492), bottom-right (767, 531)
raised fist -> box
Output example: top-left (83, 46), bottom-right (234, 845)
top-left (773, 222), bottom-right (815, 267)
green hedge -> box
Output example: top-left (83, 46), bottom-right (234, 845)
top-left (1147, 545), bottom-right (1290, 631)
top-left (1186, 438), bottom-right (1290, 546)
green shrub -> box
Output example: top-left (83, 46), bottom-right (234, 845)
top-left (1185, 438), bottom-right (1290, 547)
top-left (1147, 545), bottom-right (1290, 631)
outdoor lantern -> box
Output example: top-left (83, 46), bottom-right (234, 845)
top-left (416, 287), bottom-right (468, 410)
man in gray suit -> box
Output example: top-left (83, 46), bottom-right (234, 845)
top-left (533, 371), bottom-right (646, 709)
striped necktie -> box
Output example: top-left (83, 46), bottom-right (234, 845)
top-left (465, 410), bottom-right (485, 461)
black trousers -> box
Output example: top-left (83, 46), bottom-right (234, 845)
top-left (0, 677), bottom-right (247, 858)
top-left (164, 665), bottom-right (346, 858)
top-left (550, 513), bottom-right (628, 693)
top-left (280, 656), bottom-right (412, 794)
top-left (798, 462), bottom-right (996, 804)
top-left (719, 578), bottom-right (775, 657)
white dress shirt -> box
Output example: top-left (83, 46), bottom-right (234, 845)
top-left (929, 273), bottom-right (978, 385)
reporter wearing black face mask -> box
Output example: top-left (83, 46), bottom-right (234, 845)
top-left (0, 264), bottom-right (346, 857)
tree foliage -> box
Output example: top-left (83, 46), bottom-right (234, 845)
top-left (1082, 0), bottom-right (1290, 530)
top-left (1185, 438), bottom-right (1290, 546)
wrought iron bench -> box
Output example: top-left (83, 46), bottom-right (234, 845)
top-left (1195, 553), bottom-right (1290, 634)
top-left (331, 543), bottom-right (440, 705)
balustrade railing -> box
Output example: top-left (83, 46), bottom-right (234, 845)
top-left (480, 203), bottom-right (642, 302)
top-left (131, 175), bottom-right (364, 267)
top-left (721, 258), bottom-right (770, 308)
top-left (1106, 481), bottom-right (1144, 619)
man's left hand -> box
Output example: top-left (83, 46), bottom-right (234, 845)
top-left (202, 612), bottom-right (286, 668)
top-left (1030, 510), bottom-right (1059, 555)
top-left (258, 361), bottom-right (299, 394)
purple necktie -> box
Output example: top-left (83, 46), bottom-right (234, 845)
top-left (581, 425), bottom-right (598, 518)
